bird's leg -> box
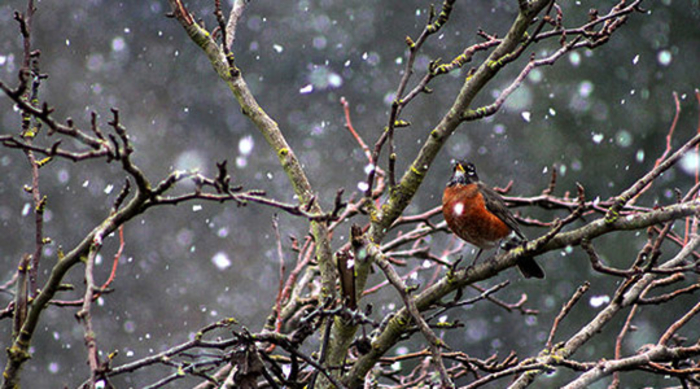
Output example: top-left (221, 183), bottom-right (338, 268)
top-left (471, 248), bottom-right (484, 267)
top-left (501, 238), bottom-right (518, 251)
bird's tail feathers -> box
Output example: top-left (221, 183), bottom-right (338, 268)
top-left (502, 236), bottom-right (545, 279)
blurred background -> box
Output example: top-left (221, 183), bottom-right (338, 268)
top-left (1, 1), bottom-right (699, 387)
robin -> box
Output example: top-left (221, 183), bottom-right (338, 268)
top-left (442, 161), bottom-right (545, 279)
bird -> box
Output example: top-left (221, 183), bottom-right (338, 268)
top-left (442, 161), bottom-right (545, 279)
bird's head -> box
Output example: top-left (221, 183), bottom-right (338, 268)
top-left (447, 160), bottom-right (479, 187)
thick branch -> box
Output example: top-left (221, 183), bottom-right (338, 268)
top-left (346, 203), bottom-right (698, 388)
top-left (367, 0), bottom-right (553, 245)
top-left (510, 233), bottom-right (700, 388)
top-left (166, 0), bottom-right (334, 301)
top-left (561, 344), bottom-right (700, 389)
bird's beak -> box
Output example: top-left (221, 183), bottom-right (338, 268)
top-left (450, 163), bottom-right (465, 183)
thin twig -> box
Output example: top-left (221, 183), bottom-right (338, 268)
top-left (225, 0), bottom-right (247, 50)
top-left (546, 282), bottom-right (590, 350)
top-left (658, 301), bottom-right (700, 346)
top-left (371, 244), bottom-right (455, 388)
top-left (272, 215), bottom-right (286, 340)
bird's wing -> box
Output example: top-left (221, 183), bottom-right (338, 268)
top-left (478, 183), bottom-right (526, 240)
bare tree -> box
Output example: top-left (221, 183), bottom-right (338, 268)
top-left (1, 1), bottom-right (699, 388)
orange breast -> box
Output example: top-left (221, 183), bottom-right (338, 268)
top-left (442, 184), bottom-right (511, 248)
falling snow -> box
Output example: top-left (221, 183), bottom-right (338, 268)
top-left (238, 135), bottom-right (254, 156)
top-left (657, 49), bottom-right (672, 66)
top-left (568, 51), bottom-right (581, 66)
top-left (299, 84), bottom-right (314, 94)
top-left (21, 203), bottom-right (31, 217)
top-left (212, 252), bottom-right (232, 270)
top-left (615, 130), bottom-right (632, 147)
top-left (679, 151), bottom-right (699, 175)
top-left (578, 81), bottom-right (594, 97)
top-left (589, 295), bottom-right (611, 308)
top-left (175, 150), bottom-right (204, 172)
top-left (0, 5), bottom-right (695, 388)
top-left (636, 150), bottom-right (645, 163)
top-left (57, 169), bottom-right (70, 184)
top-left (48, 362), bottom-right (59, 374)
top-left (217, 227), bottom-right (229, 238)
top-left (112, 37), bottom-right (126, 52)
